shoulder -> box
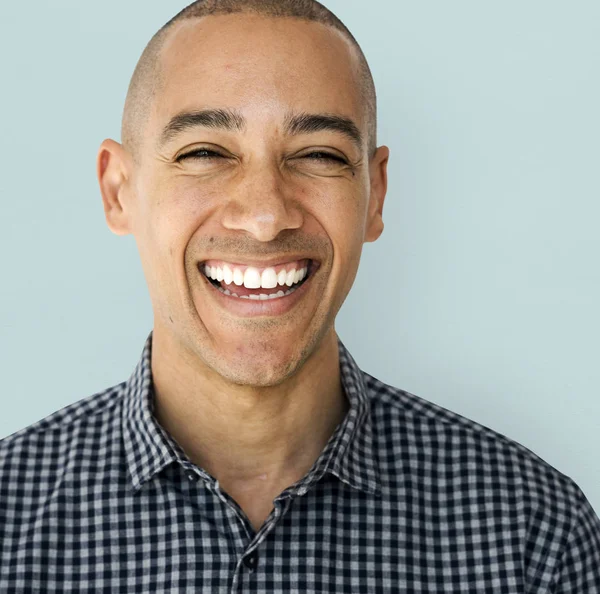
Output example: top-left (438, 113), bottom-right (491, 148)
top-left (0, 381), bottom-right (130, 560)
top-left (364, 370), bottom-right (583, 507)
top-left (362, 371), bottom-right (600, 587)
top-left (0, 381), bottom-right (127, 465)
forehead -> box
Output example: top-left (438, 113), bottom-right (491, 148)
top-left (151, 14), bottom-right (365, 136)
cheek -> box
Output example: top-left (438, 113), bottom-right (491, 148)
top-left (302, 178), bottom-right (365, 226)
top-left (148, 182), bottom-right (221, 249)
top-left (302, 188), bottom-right (366, 301)
top-left (322, 189), bottom-right (366, 251)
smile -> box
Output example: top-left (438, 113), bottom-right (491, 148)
top-left (199, 258), bottom-right (315, 300)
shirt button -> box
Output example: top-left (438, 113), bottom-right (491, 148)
top-left (243, 551), bottom-right (258, 570)
top-left (187, 472), bottom-right (197, 481)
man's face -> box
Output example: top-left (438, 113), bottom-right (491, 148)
top-left (107, 14), bottom-right (387, 385)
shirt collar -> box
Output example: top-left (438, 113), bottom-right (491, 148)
top-left (122, 331), bottom-right (381, 496)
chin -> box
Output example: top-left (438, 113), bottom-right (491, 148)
top-left (188, 302), bottom-right (335, 387)
top-left (210, 353), bottom-right (298, 387)
top-left (204, 329), bottom-right (322, 387)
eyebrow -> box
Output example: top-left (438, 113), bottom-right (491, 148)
top-left (157, 108), bottom-right (363, 151)
top-left (283, 111), bottom-right (363, 150)
top-left (158, 108), bottom-right (245, 148)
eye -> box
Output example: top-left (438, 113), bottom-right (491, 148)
top-left (303, 151), bottom-right (348, 164)
top-left (176, 148), bottom-right (224, 162)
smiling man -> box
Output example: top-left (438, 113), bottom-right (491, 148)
top-left (1, 1), bottom-right (600, 592)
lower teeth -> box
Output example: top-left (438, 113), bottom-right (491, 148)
top-left (217, 286), bottom-right (298, 299)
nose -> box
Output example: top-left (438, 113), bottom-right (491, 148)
top-left (220, 161), bottom-right (303, 242)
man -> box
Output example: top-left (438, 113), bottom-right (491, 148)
top-left (1, 0), bottom-right (599, 591)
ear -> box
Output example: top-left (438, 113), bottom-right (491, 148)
top-left (96, 139), bottom-right (134, 236)
top-left (364, 145), bottom-right (389, 243)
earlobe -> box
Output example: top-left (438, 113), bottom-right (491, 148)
top-left (96, 139), bottom-right (133, 236)
top-left (364, 217), bottom-right (384, 243)
top-left (364, 146), bottom-right (389, 243)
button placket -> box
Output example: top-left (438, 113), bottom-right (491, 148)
top-left (243, 551), bottom-right (258, 570)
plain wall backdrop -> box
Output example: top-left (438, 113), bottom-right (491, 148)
top-left (1, 1), bottom-right (598, 513)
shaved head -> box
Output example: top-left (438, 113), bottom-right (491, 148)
top-left (98, 0), bottom-right (389, 393)
top-left (121, 0), bottom-right (377, 162)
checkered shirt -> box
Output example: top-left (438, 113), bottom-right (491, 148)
top-left (1, 330), bottom-right (599, 593)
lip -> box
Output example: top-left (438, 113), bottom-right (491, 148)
top-left (198, 259), bottom-right (320, 317)
top-left (199, 256), bottom-right (315, 270)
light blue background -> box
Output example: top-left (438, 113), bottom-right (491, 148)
top-left (1, 1), bottom-right (598, 512)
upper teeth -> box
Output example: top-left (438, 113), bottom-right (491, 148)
top-left (204, 263), bottom-right (309, 289)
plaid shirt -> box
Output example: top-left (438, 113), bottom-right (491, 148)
top-left (1, 330), bottom-right (599, 593)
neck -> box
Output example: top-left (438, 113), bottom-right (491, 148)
top-left (150, 326), bottom-right (349, 494)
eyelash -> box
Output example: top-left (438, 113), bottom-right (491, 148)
top-left (177, 148), bottom-right (348, 164)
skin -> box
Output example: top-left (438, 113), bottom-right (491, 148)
top-left (97, 13), bottom-right (388, 532)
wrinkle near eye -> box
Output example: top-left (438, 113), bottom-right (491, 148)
top-left (155, 150), bottom-right (174, 164)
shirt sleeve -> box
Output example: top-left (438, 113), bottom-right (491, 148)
top-left (552, 486), bottom-right (600, 593)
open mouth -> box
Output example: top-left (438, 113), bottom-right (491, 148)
top-left (199, 258), bottom-right (317, 300)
